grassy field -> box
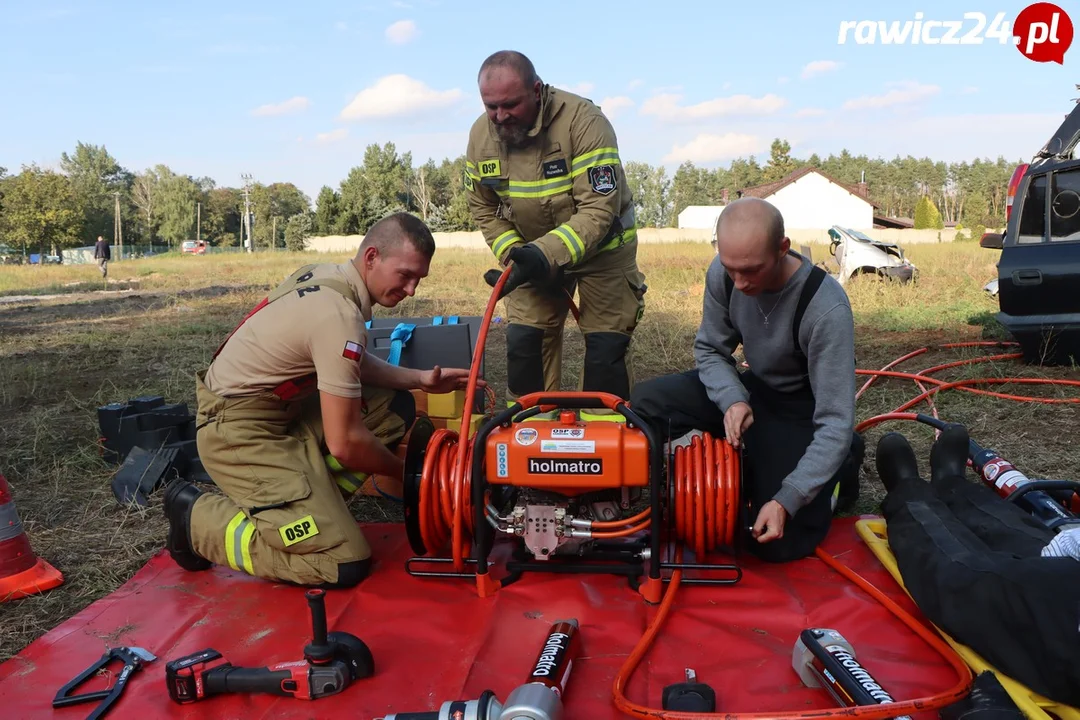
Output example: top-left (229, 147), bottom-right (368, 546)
top-left (1, 240), bottom-right (1078, 661)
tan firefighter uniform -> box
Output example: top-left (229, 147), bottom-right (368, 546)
top-left (465, 84), bottom-right (647, 413)
top-left (189, 261), bottom-right (414, 587)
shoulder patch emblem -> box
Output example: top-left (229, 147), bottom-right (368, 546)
top-left (342, 340), bottom-right (364, 362)
top-left (588, 165), bottom-right (617, 195)
top-left (463, 168), bottom-right (474, 191)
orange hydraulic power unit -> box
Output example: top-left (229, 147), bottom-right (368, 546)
top-left (483, 410), bottom-right (650, 495)
top-left (402, 391), bottom-right (744, 600)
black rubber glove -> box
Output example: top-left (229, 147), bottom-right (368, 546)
top-left (483, 244), bottom-right (552, 299)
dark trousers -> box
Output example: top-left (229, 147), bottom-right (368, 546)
top-left (882, 470), bottom-right (1080, 707)
top-left (630, 369), bottom-right (863, 563)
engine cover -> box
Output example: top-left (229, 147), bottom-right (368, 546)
top-left (484, 411), bottom-right (650, 494)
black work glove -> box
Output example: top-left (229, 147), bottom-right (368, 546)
top-left (483, 244), bottom-right (552, 299)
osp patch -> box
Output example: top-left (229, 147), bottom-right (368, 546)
top-left (588, 165), bottom-right (617, 195)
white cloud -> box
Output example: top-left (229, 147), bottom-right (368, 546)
top-left (251, 96), bottom-right (310, 117)
top-left (598, 96), bottom-right (634, 118)
top-left (556, 81), bottom-right (595, 96)
top-left (628, 78), bottom-right (644, 90)
top-left (801, 60), bottom-right (841, 79)
top-left (385, 19), bottom-right (418, 44)
top-left (795, 107), bottom-right (827, 117)
top-left (663, 133), bottom-right (765, 163)
top-left (641, 92), bottom-right (787, 122)
top-left (339, 74), bottom-right (463, 121)
top-left (842, 81), bottom-right (940, 110)
top-left (316, 128), bottom-right (348, 144)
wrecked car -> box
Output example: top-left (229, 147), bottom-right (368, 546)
top-left (827, 225), bottom-right (918, 285)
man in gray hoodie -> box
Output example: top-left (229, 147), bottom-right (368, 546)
top-left (630, 198), bottom-right (863, 562)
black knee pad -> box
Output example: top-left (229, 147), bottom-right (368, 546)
top-left (506, 324), bottom-right (545, 396)
top-left (583, 332), bottom-right (631, 398)
top-left (319, 558), bottom-right (372, 589)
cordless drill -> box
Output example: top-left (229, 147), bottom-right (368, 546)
top-left (166, 589), bottom-right (374, 703)
top-left (379, 618), bottom-right (579, 720)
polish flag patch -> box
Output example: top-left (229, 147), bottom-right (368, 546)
top-left (342, 340), bottom-right (364, 362)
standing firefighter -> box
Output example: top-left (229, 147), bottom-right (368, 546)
top-left (163, 213), bottom-right (475, 588)
top-left (466, 50), bottom-right (646, 414)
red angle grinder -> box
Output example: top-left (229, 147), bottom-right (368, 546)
top-left (165, 589), bottom-right (373, 703)
top-left (378, 618), bottom-right (579, 720)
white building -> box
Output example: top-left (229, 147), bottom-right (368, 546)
top-left (738, 168), bottom-right (876, 230)
top-left (677, 205), bottom-right (726, 230)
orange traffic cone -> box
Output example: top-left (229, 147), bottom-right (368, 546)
top-left (0, 472), bottom-right (63, 602)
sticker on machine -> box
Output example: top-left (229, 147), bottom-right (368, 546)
top-left (496, 443), bottom-right (509, 478)
top-left (540, 439), bottom-right (595, 453)
top-left (550, 428), bottom-right (584, 439)
top-left (515, 428), bottom-right (538, 446)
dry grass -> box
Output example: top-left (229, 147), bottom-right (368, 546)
top-left (1, 240), bottom-right (1078, 661)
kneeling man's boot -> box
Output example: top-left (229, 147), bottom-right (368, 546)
top-left (164, 480), bottom-right (212, 572)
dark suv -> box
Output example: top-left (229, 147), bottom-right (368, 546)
top-left (981, 103), bottom-right (1080, 365)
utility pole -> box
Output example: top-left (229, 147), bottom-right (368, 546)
top-left (241, 173), bottom-right (253, 252)
top-left (113, 191), bottom-right (123, 261)
top-left (197, 201), bottom-right (201, 243)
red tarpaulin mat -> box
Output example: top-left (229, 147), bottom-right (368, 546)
top-left (0, 517), bottom-right (960, 720)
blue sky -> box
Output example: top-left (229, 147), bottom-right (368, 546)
top-left (1, 0), bottom-right (1076, 202)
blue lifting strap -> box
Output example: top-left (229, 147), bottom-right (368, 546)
top-left (432, 316), bottom-right (443, 325)
top-left (448, 316), bottom-right (459, 324)
top-left (387, 323), bottom-right (416, 366)
top-left (431, 315), bottom-right (458, 326)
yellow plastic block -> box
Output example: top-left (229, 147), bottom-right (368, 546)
top-left (427, 390), bottom-right (466, 419)
top-left (432, 413), bottom-right (483, 439)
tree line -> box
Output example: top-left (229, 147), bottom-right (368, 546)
top-left (0, 138), bottom-right (1021, 259)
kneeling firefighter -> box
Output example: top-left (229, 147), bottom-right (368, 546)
top-left (163, 213), bottom-right (476, 588)
top-left (466, 50), bottom-right (647, 417)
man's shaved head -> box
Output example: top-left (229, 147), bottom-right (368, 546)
top-left (357, 212), bottom-right (435, 260)
top-left (715, 197), bottom-right (785, 254)
top-left (478, 50), bottom-right (539, 87)
top-left (713, 198), bottom-right (792, 296)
